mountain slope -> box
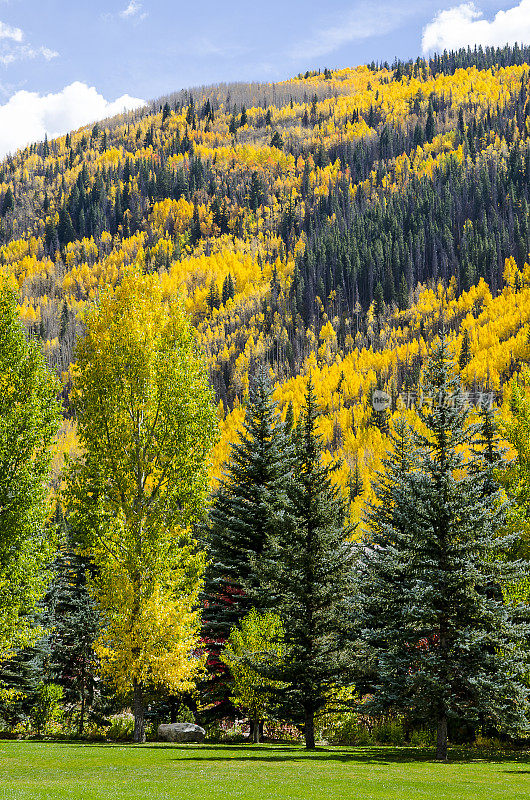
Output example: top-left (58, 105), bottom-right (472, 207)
top-left (2, 44), bottom-right (530, 514)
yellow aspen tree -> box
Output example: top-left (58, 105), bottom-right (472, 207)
top-left (65, 267), bottom-right (218, 742)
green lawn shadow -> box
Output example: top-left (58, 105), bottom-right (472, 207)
top-left (14, 741), bottom-right (530, 766)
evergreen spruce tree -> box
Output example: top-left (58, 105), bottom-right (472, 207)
top-left (0, 642), bottom-right (41, 730)
top-left (59, 300), bottom-right (69, 340)
top-left (44, 517), bottom-right (99, 735)
top-left (1, 187), bottom-right (14, 216)
top-left (284, 400), bottom-right (294, 433)
top-left (349, 459), bottom-right (363, 501)
top-left (252, 378), bottom-right (355, 749)
top-left (355, 338), bottom-right (529, 760)
top-left (221, 274), bottom-right (235, 306)
top-left (202, 368), bottom-right (293, 714)
top-left (207, 279), bottom-right (220, 312)
top-left (459, 327), bottom-right (471, 371)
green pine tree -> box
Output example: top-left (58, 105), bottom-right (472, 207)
top-left (459, 327), bottom-right (471, 371)
top-left (252, 378), bottom-right (355, 749)
top-left (207, 279), bottom-right (220, 312)
top-left (0, 641), bottom-right (41, 730)
top-left (59, 300), bottom-right (69, 340)
top-left (201, 368), bottom-right (293, 715)
top-left (284, 400), bottom-right (294, 433)
top-left (1, 187), bottom-right (14, 216)
top-left (355, 338), bottom-right (530, 761)
top-left (221, 274), bottom-right (235, 306)
top-left (44, 514), bottom-right (99, 735)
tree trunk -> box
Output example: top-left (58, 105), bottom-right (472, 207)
top-left (252, 711), bottom-right (260, 743)
top-left (132, 679), bottom-right (146, 743)
top-left (304, 708), bottom-right (316, 750)
top-left (78, 661), bottom-right (86, 736)
top-left (436, 713), bottom-right (448, 761)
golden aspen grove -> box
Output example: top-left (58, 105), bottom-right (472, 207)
top-left (0, 47), bottom-right (529, 519)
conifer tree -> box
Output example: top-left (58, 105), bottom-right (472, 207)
top-left (202, 368), bottom-right (292, 712)
top-left (284, 400), bottom-right (294, 433)
top-left (44, 516), bottom-right (99, 735)
top-left (459, 327), bottom-right (471, 371)
top-left (0, 642), bottom-right (41, 729)
top-left (252, 378), bottom-right (355, 749)
top-left (1, 187), bottom-right (14, 215)
top-left (355, 338), bottom-right (529, 760)
top-left (221, 274), bottom-right (235, 306)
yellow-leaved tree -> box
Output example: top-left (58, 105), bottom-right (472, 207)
top-left (65, 268), bottom-right (218, 742)
top-left (221, 609), bottom-right (287, 743)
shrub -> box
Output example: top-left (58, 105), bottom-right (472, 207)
top-left (30, 684), bottom-right (63, 736)
top-left (322, 716), bottom-right (371, 746)
top-left (373, 719), bottom-right (405, 745)
top-left (410, 728), bottom-right (434, 747)
top-left (474, 734), bottom-right (504, 751)
top-left (107, 712), bottom-right (134, 741)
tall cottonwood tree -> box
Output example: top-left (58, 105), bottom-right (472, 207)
top-left (66, 269), bottom-right (218, 742)
top-left (0, 289), bottom-right (60, 662)
top-left (356, 339), bottom-right (529, 760)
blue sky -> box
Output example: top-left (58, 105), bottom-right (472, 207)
top-left (0, 0), bottom-right (528, 155)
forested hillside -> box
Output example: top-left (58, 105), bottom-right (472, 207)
top-left (2, 43), bottom-right (530, 513)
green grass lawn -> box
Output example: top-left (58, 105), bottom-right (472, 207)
top-left (1, 742), bottom-right (530, 800)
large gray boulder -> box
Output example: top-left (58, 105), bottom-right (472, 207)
top-left (158, 722), bottom-right (206, 743)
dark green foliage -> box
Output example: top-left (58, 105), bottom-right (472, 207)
top-left (284, 400), bottom-right (294, 433)
top-left (355, 338), bottom-right (530, 760)
top-left (221, 274), bottom-right (235, 306)
top-left (1, 187), bottom-right (14, 215)
top-left (349, 460), bottom-right (363, 501)
top-left (43, 515), bottom-right (99, 735)
top-left (0, 643), bottom-right (42, 729)
top-left (58, 206), bottom-right (76, 246)
top-left (295, 133), bottom-right (530, 320)
top-left (202, 369), bottom-right (293, 714)
top-left (207, 279), bottom-right (220, 311)
top-left (459, 328), bottom-right (471, 371)
top-left (59, 300), bottom-right (69, 340)
top-left (252, 378), bottom-right (355, 749)
top-left (270, 131), bottom-right (283, 149)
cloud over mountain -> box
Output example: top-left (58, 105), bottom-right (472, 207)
top-left (0, 81), bottom-right (144, 157)
top-left (422, 1), bottom-right (530, 54)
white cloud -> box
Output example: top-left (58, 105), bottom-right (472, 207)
top-left (422, 0), bottom-right (530, 54)
top-left (0, 18), bottom-right (58, 65)
top-left (0, 21), bottom-right (23, 42)
top-left (0, 45), bottom-right (58, 66)
top-left (290, 3), bottom-right (422, 60)
top-left (0, 81), bottom-right (144, 157)
top-left (120, 1), bottom-right (147, 20)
